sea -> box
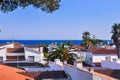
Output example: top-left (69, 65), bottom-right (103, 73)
top-left (0, 40), bottom-right (112, 45)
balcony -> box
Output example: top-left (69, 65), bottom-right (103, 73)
top-left (7, 53), bottom-right (25, 56)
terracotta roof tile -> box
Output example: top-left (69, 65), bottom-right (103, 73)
top-left (25, 45), bottom-right (40, 48)
top-left (0, 64), bottom-right (67, 80)
top-left (91, 48), bottom-right (116, 54)
top-left (72, 45), bottom-right (83, 51)
top-left (95, 69), bottom-right (120, 79)
top-left (13, 43), bottom-right (23, 48)
top-left (93, 62), bottom-right (101, 66)
top-left (7, 48), bottom-right (25, 53)
top-left (0, 65), bottom-right (33, 80)
top-left (18, 71), bottom-right (67, 80)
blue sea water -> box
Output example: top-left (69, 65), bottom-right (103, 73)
top-left (0, 40), bottom-right (112, 45)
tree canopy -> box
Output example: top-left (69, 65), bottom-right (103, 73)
top-left (111, 23), bottom-right (120, 58)
top-left (81, 31), bottom-right (103, 49)
top-left (47, 44), bottom-right (76, 65)
top-left (0, 0), bottom-right (61, 13)
top-left (111, 23), bottom-right (120, 45)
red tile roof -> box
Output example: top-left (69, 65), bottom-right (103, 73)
top-left (93, 62), bottom-right (101, 66)
top-left (0, 65), bottom-right (33, 80)
top-left (0, 64), bottom-right (67, 80)
top-left (7, 48), bottom-right (25, 53)
top-left (72, 45), bottom-right (83, 51)
top-left (95, 69), bottom-right (120, 79)
top-left (13, 43), bottom-right (23, 48)
top-left (18, 71), bottom-right (67, 80)
top-left (91, 48), bottom-right (116, 54)
top-left (25, 45), bottom-right (40, 48)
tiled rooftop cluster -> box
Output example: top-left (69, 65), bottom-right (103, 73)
top-left (0, 64), bottom-right (33, 80)
top-left (0, 64), bottom-right (67, 80)
top-left (95, 69), bottom-right (120, 79)
top-left (7, 48), bottom-right (25, 53)
top-left (18, 71), bottom-right (67, 80)
top-left (91, 48), bottom-right (116, 54)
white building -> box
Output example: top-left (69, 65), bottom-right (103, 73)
top-left (69, 51), bottom-right (93, 65)
top-left (48, 59), bottom-right (117, 80)
top-left (91, 48), bottom-right (118, 63)
top-left (70, 47), bottom-right (118, 66)
top-left (0, 42), bottom-right (44, 63)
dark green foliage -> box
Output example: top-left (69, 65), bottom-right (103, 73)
top-left (47, 44), bottom-right (76, 65)
top-left (111, 23), bottom-right (120, 45)
top-left (111, 23), bottom-right (120, 58)
top-left (90, 39), bottom-right (103, 46)
top-left (81, 31), bottom-right (103, 49)
top-left (43, 52), bottom-right (49, 58)
top-left (43, 46), bottom-right (48, 53)
top-left (67, 41), bottom-right (74, 47)
top-left (0, 0), bottom-right (61, 13)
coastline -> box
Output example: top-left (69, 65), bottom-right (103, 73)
top-left (0, 40), bottom-right (112, 45)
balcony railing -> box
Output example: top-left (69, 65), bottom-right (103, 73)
top-left (7, 53), bottom-right (25, 56)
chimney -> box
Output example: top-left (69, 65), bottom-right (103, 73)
top-left (74, 59), bottom-right (83, 68)
top-left (64, 60), bottom-right (67, 64)
top-left (40, 47), bottom-right (43, 53)
top-left (105, 56), bottom-right (111, 62)
top-left (54, 59), bottom-right (61, 64)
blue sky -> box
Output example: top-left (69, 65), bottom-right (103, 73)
top-left (0, 0), bottom-right (120, 40)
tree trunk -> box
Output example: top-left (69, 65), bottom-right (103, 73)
top-left (116, 44), bottom-right (120, 59)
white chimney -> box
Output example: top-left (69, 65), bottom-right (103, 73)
top-left (74, 59), bottom-right (83, 68)
top-left (54, 59), bottom-right (61, 64)
top-left (105, 56), bottom-right (111, 62)
top-left (40, 47), bottom-right (43, 53)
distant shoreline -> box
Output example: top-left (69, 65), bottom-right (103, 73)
top-left (0, 40), bottom-right (112, 45)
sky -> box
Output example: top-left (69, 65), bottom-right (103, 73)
top-left (0, 0), bottom-right (120, 40)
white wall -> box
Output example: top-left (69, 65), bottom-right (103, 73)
top-left (26, 48), bottom-right (39, 52)
top-left (38, 60), bottom-right (116, 80)
top-left (6, 53), bottom-right (24, 56)
top-left (64, 64), bottom-right (92, 80)
top-left (0, 48), bottom-right (6, 61)
top-left (102, 60), bottom-right (120, 69)
top-left (85, 52), bottom-right (93, 65)
top-left (64, 64), bottom-right (116, 80)
top-left (24, 48), bottom-right (41, 62)
top-left (93, 54), bottom-right (117, 63)
top-left (48, 47), bottom-right (53, 53)
top-left (49, 62), bottom-right (64, 71)
top-left (71, 51), bottom-right (93, 65)
top-left (24, 67), bottom-right (51, 72)
top-left (0, 43), bottom-right (14, 48)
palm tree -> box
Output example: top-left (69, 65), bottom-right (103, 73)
top-left (82, 31), bottom-right (90, 40)
top-left (81, 31), bottom-right (103, 50)
top-left (67, 41), bottom-right (74, 48)
top-left (48, 44), bottom-right (76, 65)
top-left (81, 31), bottom-right (91, 49)
top-left (111, 23), bottom-right (120, 58)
